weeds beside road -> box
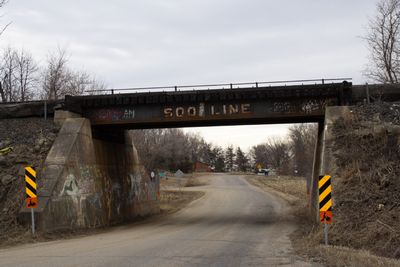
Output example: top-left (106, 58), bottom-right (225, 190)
top-left (246, 174), bottom-right (400, 267)
top-left (159, 173), bottom-right (207, 214)
top-left (160, 190), bottom-right (205, 215)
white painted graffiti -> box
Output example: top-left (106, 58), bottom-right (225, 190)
top-left (123, 109), bottom-right (135, 119)
top-left (129, 173), bottom-right (142, 200)
top-left (301, 100), bottom-right (323, 114)
top-left (273, 102), bottom-right (291, 113)
top-left (60, 174), bottom-right (79, 196)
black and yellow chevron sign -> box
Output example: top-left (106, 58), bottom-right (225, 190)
top-left (25, 167), bottom-right (38, 208)
top-left (319, 175), bottom-right (332, 223)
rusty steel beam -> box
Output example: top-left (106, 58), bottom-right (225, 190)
top-left (65, 82), bottom-right (352, 128)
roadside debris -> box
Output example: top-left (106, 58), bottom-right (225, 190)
top-left (0, 147), bottom-right (12, 155)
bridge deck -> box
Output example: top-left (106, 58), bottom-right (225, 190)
top-left (65, 82), bottom-right (351, 128)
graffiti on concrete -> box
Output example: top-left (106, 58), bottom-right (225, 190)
top-left (147, 179), bottom-right (158, 201)
top-left (102, 176), bottom-right (113, 221)
top-left (60, 173), bottom-right (79, 196)
top-left (111, 183), bottom-right (122, 216)
top-left (53, 155), bottom-right (160, 228)
top-left (52, 194), bottom-right (104, 228)
top-left (129, 173), bottom-right (143, 201)
top-left (79, 194), bottom-right (104, 227)
top-left (78, 166), bottom-right (100, 194)
top-left (56, 165), bottom-right (108, 228)
top-left (127, 169), bottom-right (159, 202)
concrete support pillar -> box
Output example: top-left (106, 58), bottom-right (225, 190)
top-left (310, 121), bottom-right (325, 222)
top-left (309, 106), bottom-right (352, 222)
top-left (54, 110), bottom-right (81, 126)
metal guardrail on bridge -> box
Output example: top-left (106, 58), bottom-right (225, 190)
top-left (0, 78), bottom-right (352, 105)
top-left (86, 78), bottom-right (352, 95)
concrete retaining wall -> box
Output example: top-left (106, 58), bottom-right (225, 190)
top-left (93, 131), bottom-right (160, 225)
top-left (20, 117), bottom-right (159, 231)
top-left (310, 106), bottom-right (352, 221)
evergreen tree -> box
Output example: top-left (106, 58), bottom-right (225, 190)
top-left (213, 146), bottom-right (226, 172)
top-left (235, 147), bottom-right (249, 172)
top-left (225, 145), bottom-right (235, 172)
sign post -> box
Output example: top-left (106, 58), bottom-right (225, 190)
top-left (319, 175), bottom-right (333, 245)
top-left (25, 167), bottom-right (38, 235)
top-left (175, 169), bottom-right (184, 189)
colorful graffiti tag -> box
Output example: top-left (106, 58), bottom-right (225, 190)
top-left (88, 108), bottom-right (136, 121)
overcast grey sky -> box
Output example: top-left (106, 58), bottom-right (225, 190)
top-left (0, 0), bottom-right (380, 150)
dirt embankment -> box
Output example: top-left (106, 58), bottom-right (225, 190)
top-left (0, 118), bottom-right (60, 245)
top-left (247, 102), bottom-right (400, 266)
top-left (246, 174), bottom-right (400, 267)
top-left (327, 102), bottom-right (400, 259)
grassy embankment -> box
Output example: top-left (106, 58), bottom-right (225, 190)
top-left (246, 175), bottom-right (400, 267)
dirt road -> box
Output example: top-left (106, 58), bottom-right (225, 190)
top-left (0, 174), bottom-right (316, 267)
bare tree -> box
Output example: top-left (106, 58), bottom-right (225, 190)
top-left (289, 124), bottom-right (317, 177)
top-left (131, 128), bottom-right (223, 173)
top-left (42, 48), bottom-right (70, 100)
top-left (42, 48), bottom-right (105, 100)
top-left (250, 138), bottom-right (291, 175)
top-left (0, 47), bottom-right (17, 102)
top-left (0, 0), bottom-right (10, 36)
top-left (364, 0), bottom-right (400, 83)
top-left (15, 49), bottom-right (38, 101)
top-left (0, 1), bottom-right (11, 101)
top-left (265, 138), bottom-right (291, 175)
top-left (86, 77), bottom-right (107, 95)
top-left (0, 48), bottom-right (39, 102)
top-left (250, 144), bottom-right (268, 169)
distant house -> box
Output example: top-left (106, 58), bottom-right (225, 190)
top-left (193, 161), bottom-right (212, 172)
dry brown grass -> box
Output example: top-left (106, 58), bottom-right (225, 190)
top-left (246, 175), bottom-right (307, 201)
top-left (160, 190), bottom-right (205, 214)
top-left (184, 177), bottom-right (208, 187)
top-left (325, 110), bottom-right (400, 259)
top-left (160, 173), bottom-right (209, 189)
top-left (317, 245), bottom-right (400, 267)
top-left (246, 174), bottom-right (400, 267)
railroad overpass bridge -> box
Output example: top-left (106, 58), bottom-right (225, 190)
top-left (14, 78), bottom-right (398, 230)
top-left (65, 79), bottom-right (352, 129)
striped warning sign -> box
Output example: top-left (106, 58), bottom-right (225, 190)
top-left (319, 175), bottom-right (332, 223)
top-left (25, 167), bottom-right (37, 208)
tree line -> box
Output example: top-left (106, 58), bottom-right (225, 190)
top-left (131, 123), bottom-right (317, 178)
top-left (0, 47), bottom-right (104, 103)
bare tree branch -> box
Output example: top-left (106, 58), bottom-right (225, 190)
top-left (364, 0), bottom-right (400, 83)
top-left (41, 47), bottom-right (104, 100)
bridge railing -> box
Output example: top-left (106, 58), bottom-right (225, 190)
top-left (85, 78), bottom-right (352, 95)
top-left (0, 78), bottom-right (353, 105)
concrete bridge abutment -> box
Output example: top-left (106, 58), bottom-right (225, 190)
top-left (20, 114), bottom-right (159, 231)
top-left (310, 106), bottom-right (352, 222)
